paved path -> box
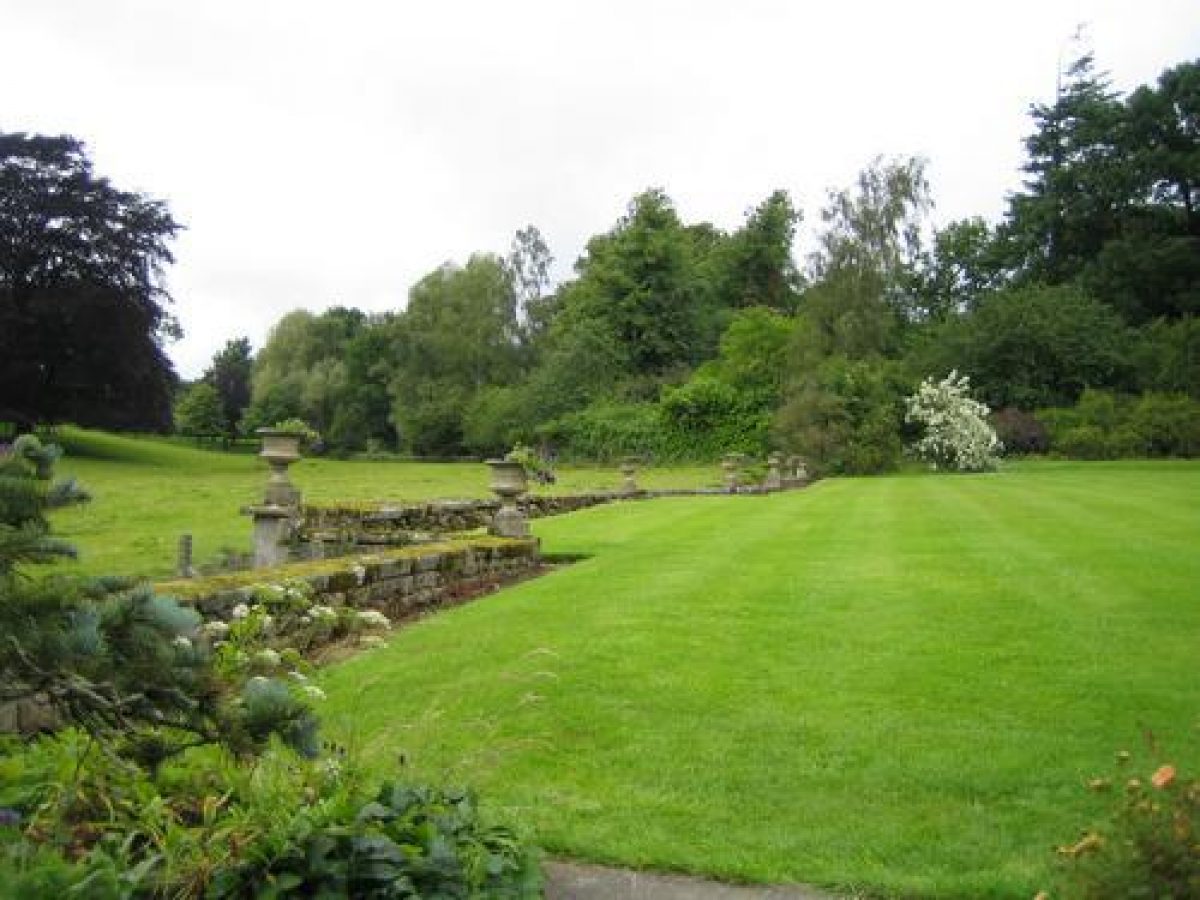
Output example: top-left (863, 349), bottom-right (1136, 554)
top-left (543, 861), bottom-right (840, 900)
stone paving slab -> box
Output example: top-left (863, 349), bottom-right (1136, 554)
top-left (543, 860), bottom-right (839, 900)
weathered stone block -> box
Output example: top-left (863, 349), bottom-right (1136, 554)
top-left (416, 553), bottom-right (443, 573)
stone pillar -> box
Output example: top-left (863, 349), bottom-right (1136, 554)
top-left (722, 454), bottom-right (740, 493)
top-left (765, 453), bottom-right (783, 491)
top-left (487, 459), bottom-right (529, 538)
top-left (620, 456), bottom-right (639, 495)
top-left (176, 533), bottom-right (195, 578)
top-left (247, 505), bottom-right (297, 568)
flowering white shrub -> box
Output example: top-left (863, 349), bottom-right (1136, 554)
top-left (905, 371), bottom-right (1002, 472)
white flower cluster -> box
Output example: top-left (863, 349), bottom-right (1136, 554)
top-left (905, 371), bottom-right (1002, 472)
top-left (356, 610), bottom-right (391, 629)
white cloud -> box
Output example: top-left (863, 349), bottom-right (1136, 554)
top-left (3, 0), bottom-right (1197, 376)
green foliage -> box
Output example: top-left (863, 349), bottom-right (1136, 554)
top-left (272, 418), bottom-right (320, 446)
top-left (389, 256), bottom-right (524, 455)
top-left (203, 338), bottom-right (254, 442)
top-left (562, 189), bottom-right (705, 381)
top-left (539, 402), bottom-right (666, 462)
top-left (1053, 749), bottom-right (1199, 899)
top-left (210, 53), bottom-right (1199, 462)
top-left (0, 436), bottom-right (88, 574)
top-left (1132, 316), bottom-right (1200, 398)
top-left (773, 356), bottom-right (906, 475)
top-left (915, 283), bottom-right (1130, 409)
top-left (462, 386), bottom-right (528, 456)
top-left (713, 190), bottom-right (803, 312)
top-left (1000, 55), bottom-right (1200, 322)
top-left (174, 382), bottom-right (226, 440)
top-left (244, 308), bottom-right (368, 442)
top-left (660, 378), bottom-right (770, 459)
top-left (0, 736), bottom-right (538, 900)
top-left (808, 155), bottom-right (931, 324)
top-left (914, 216), bottom-right (1007, 321)
top-left (1038, 389), bottom-right (1200, 458)
top-left (213, 781), bottom-right (539, 898)
top-left (504, 444), bottom-right (555, 484)
top-left (0, 436), bottom-right (317, 764)
top-left (0, 131), bottom-right (181, 431)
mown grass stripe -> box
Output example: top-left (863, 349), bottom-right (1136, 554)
top-left (318, 463), bottom-right (1200, 897)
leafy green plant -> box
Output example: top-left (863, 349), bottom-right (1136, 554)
top-left (504, 443), bottom-right (556, 485)
top-left (1, 730), bottom-right (539, 899)
top-left (272, 418), bottom-right (321, 451)
top-left (210, 781), bottom-right (540, 898)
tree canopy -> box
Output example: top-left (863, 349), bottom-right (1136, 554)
top-left (176, 52), bottom-right (1200, 469)
top-left (0, 132), bottom-right (182, 430)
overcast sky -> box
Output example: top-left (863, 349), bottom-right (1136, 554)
top-left (4, 1), bottom-right (1198, 378)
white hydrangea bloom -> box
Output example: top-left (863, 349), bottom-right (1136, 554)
top-left (356, 610), bottom-right (391, 629)
top-left (202, 621), bottom-right (230, 639)
top-left (255, 649), bottom-right (282, 668)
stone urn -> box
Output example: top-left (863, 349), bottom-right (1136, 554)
top-left (765, 452), bottom-right (783, 491)
top-left (486, 459), bottom-right (529, 537)
top-left (256, 428), bottom-right (303, 507)
top-left (721, 454), bottom-right (740, 493)
top-left (620, 455), bottom-right (639, 495)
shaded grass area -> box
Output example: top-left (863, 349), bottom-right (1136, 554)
top-left (318, 462), bottom-right (1200, 898)
top-left (48, 428), bottom-right (719, 578)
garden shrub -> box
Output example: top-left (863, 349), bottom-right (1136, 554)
top-left (538, 402), bottom-right (666, 462)
top-left (1128, 393), bottom-right (1200, 457)
top-left (212, 781), bottom-right (539, 898)
top-left (1038, 390), bottom-right (1200, 459)
top-left (0, 735), bottom-right (539, 899)
top-left (990, 407), bottom-right (1049, 455)
top-left (905, 371), bottom-right (1002, 472)
top-left (0, 440), bottom-right (540, 897)
top-left (660, 377), bottom-right (772, 459)
top-left (772, 356), bottom-right (906, 475)
top-left (1055, 425), bottom-right (1116, 460)
top-left (1052, 749), bottom-right (1199, 899)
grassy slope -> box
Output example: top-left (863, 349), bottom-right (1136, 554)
top-left (318, 461), bottom-right (1200, 898)
top-left (49, 429), bottom-right (716, 578)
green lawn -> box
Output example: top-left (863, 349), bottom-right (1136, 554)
top-left (49, 428), bottom-right (716, 578)
top-left (316, 461), bottom-right (1200, 898)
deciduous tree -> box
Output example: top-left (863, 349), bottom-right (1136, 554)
top-left (0, 132), bottom-right (181, 430)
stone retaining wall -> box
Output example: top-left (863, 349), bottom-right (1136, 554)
top-left (299, 493), bottom-right (631, 546)
top-left (298, 483), bottom-right (808, 550)
top-left (164, 536), bottom-right (541, 624)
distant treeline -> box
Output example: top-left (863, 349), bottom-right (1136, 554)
top-left (178, 55), bottom-right (1200, 471)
